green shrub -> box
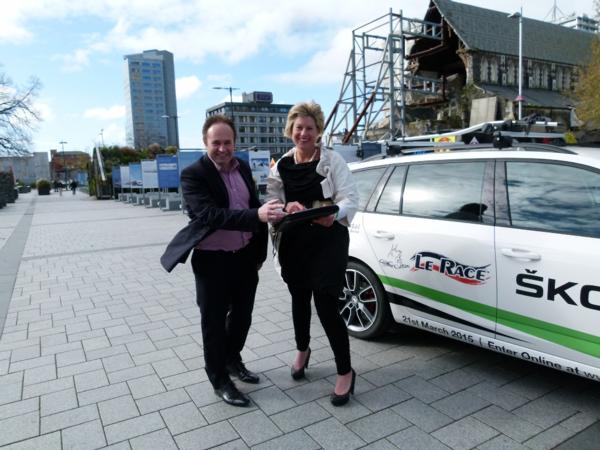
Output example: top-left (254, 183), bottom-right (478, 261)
top-left (36, 179), bottom-right (51, 190)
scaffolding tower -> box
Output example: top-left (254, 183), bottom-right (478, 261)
top-left (325, 9), bottom-right (444, 145)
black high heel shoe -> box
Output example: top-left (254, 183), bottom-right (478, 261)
top-left (330, 369), bottom-right (356, 406)
top-left (291, 348), bottom-right (311, 380)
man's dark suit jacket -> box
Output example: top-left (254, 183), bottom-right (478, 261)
top-left (160, 154), bottom-right (268, 273)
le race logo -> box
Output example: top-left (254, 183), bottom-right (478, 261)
top-left (410, 251), bottom-right (491, 285)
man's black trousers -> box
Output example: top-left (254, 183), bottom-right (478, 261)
top-left (191, 245), bottom-right (258, 389)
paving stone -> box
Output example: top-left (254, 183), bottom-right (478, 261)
top-left (316, 395), bottom-right (372, 424)
top-left (105, 412), bottom-right (165, 444)
top-left (135, 388), bottom-right (190, 415)
top-left (82, 336), bottom-right (111, 352)
top-left (392, 398), bottom-right (454, 432)
top-left (162, 368), bottom-right (207, 390)
top-left (431, 390), bottom-right (491, 419)
top-left (477, 435), bottom-right (530, 450)
top-left (56, 348), bottom-right (86, 367)
top-left (9, 354), bottom-right (54, 372)
top-left (77, 382), bottom-right (130, 405)
top-left (161, 401), bottom-right (207, 435)
top-left (41, 387), bottom-right (78, 416)
top-left (0, 397), bottom-right (38, 420)
top-left (395, 375), bottom-right (450, 404)
top-left (474, 404), bottom-right (544, 443)
top-left (102, 353), bottom-right (135, 373)
top-left (285, 379), bottom-right (336, 404)
top-left (305, 416), bottom-right (365, 450)
top-left (348, 408), bottom-right (411, 443)
top-left (0, 431), bottom-right (61, 450)
top-left (0, 410), bottom-right (39, 446)
top-left (559, 412), bottom-right (598, 433)
top-left (513, 395), bottom-right (579, 429)
top-left (41, 341), bottom-right (81, 356)
top-left (270, 402), bottom-right (331, 432)
top-left (62, 419), bottom-right (106, 450)
top-left (107, 364), bottom-right (154, 384)
top-left (99, 395), bottom-right (139, 425)
top-left (229, 410), bottom-right (282, 446)
top-left (432, 416), bottom-right (499, 449)
top-left (175, 421), bottom-right (239, 450)
top-left (503, 373), bottom-right (559, 400)
top-left (126, 340), bottom-right (157, 356)
top-left (388, 425), bottom-right (451, 450)
top-left (130, 427), bottom-right (179, 450)
top-left (248, 385), bottom-right (296, 415)
top-left (355, 384), bottom-right (412, 412)
top-left (24, 363), bottom-right (56, 385)
top-left (524, 423), bottom-right (575, 449)
top-left (430, 368), bottom-right (484, 393)
top-left (0, 380), bottom-right (23, 405)
top-left (23, 376), bottom-right (73, 399)
top-left (86, 344), bottom-right (128, 361)
top-left (466, 381), bottom-right (530, 411)
top-left (58, 359), bottom-right (103, 378)
top-left (74, 368), bottom-right (109, 392)
top-left (128, 374), bottom-right (166, 399)
top-left (41, 404), bottom-right (99, 433)
top-left (152, 357), bottom-right (187, 378)
top-left (253, 429), bottom-right (321, 450)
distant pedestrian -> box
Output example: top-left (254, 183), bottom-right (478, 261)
top-left (69, 180), bottom-right (78, 195)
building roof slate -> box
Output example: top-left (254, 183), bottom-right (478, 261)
top-left (431, 0), bottom-right (596, 65)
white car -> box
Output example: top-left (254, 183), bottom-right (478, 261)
top-left (340, 143), bottom-right (600, 381)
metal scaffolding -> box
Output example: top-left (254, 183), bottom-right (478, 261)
top-left (325, 9), bottom-right (444, 145)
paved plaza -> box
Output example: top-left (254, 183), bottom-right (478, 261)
top-left (0, 192), bottom-right (599, 450)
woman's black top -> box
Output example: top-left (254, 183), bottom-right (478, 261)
top-left (277, 155), bottom-right (349, 292)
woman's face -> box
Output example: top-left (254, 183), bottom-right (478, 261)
top-left (292, 115), bottom-right (319, 152)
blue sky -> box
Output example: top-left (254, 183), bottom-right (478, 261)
top-left (1, 0), bottom-right (595, 156)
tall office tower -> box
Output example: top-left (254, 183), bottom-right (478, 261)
top-left (123, 50), bottom-right (179, 150)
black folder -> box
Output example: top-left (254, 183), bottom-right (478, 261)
top-left (274, 205), bottom-right (339, 232)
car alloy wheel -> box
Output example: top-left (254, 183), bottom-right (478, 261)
top-left (339, 261), bottom-right (391, 339)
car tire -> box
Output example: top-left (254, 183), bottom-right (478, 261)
top-left (339, 260), bottom-right (392, 339)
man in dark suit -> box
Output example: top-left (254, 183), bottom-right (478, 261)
top-left (161, 115), bottom-right (285, 406)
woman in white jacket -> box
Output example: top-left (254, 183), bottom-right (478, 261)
top-left (267, 101), bottom-right (358, 406)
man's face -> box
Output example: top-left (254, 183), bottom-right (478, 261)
top-left (204, 122), bottom-right (235, 168)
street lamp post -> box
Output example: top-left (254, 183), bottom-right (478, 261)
top-left (59, 140), bottom-right (68, 183)
top-left (508, 8), bottom-right (523, 120)
top-left (212, 86), bottom-right (240, 121)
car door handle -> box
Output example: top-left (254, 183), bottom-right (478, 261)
top-left (372, 231), bottom-right (395, 240)
top-left (501, 248), bottom-right (541, 261)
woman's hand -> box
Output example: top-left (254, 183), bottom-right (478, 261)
top-left (284, 201), bottom-right (305, 214)
top-left (312, 214), bottom-right (336, 227)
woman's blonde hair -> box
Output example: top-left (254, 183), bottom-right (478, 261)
top-left (284, 101), bottom-right (325, 140)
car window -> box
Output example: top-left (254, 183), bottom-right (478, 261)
top-left (402, 162), bottom-right (487, 222)
top-left (506, 161), bottom-right (600, 238)
top-left (375, 166), bottom-right (405, 214)
top-left (352, 167), bottom-right (387, 211)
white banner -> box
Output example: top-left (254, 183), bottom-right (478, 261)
top-left (141, 160), bottom-right (158, 189)
top-left (120, 166), bottom-right (130, 187)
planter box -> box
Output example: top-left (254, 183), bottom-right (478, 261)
top-left (38, 187), bottom-right (50, 195)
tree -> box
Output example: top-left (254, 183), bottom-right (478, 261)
top-left (0, 71), bottom-right (42, 156)
top-left (574, 37), bottom-right (600, 125)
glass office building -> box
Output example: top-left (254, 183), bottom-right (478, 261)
top-left (123, 50), bottom-right (179, 150)
top-left (206, 92), bottom-right (292, 159)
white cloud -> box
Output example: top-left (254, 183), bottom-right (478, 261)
top-left (34, 100), bottom-right (55, 121)
top-left (272, 29), bottom-right (352, 85)
top-left (84, 105), bottom-right (125, 120)
top-left (176, 75), bottom-right (202, 100)
top-left (99, 122), bottom-right (126, 146)
top-left (52, 49), bottom-right (92, 72)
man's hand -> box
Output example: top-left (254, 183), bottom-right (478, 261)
top-left (258, 199), bottom-right (287, 223)
top-left (312, 214), bottom-right (336, 227)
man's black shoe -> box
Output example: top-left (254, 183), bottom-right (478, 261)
top-left (214, 381), bottom-right (250, 407)
top-left (227, 361), bottom-right (260, 384)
